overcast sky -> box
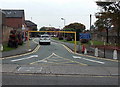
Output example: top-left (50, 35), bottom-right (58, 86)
top-left (1, 0), bottom-right (99, 30)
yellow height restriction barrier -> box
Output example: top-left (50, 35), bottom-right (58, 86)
top-left (27, 31), bottom-right (77, 53)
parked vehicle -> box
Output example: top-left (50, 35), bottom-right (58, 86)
top-left (39, 34), bottom-right (51, 45)
top-left (8, 30), bottom-right (23, 48)
top-left (8, 30), bottom-right (18, 48)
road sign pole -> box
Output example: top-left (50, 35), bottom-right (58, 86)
top-left (103, 41), bottom-right (106, 58)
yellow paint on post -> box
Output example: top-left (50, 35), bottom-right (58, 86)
top-left (27, 31), bottom-right (30, 50)
top-left (74, 32), bottom-right (77, 53)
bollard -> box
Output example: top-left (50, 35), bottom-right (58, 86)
top-left (28, 49), bottom-right (32, 51)
top-left (84, 48), bottom-right (87, 54)
top-left (82, 44), bottom-right (85, 54)
top-left (113, 49), bottom-right (117, 60)
top-left (0, 44), bottom-right (3, 51)
top-left (91, 41), bottom-right (93, 45)
top-left (95, 48), bottom-right (98, 57)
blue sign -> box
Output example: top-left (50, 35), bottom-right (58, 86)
top-left (79, 33), bottom-right (91, 39)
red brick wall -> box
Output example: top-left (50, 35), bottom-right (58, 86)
top-left (5, 17), bottom-right (24, 29)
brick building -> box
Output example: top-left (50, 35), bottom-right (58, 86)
top-left (25, 20), bottom-right (37, 37)
top-left (2, 9), bottom-right (25, 30)
top-left (25, 20), bottom-right (37, 31)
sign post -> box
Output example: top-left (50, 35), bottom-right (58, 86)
top-left (79, 33), bottom-right (91, 54)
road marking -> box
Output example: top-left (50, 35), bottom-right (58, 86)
top-left (30, 53), bottom-right (62, 64)
top-left (73, 56), bottom-right (105, 64)
top-left (30, 52), bottom-right (87, 66)
top-left (17, 67), bottom-right (43, 72)
top-left (38, 60), bottom-right (47, 63)
top-left (33, 38), bottom-right (39, 44)
top-left (73, 56), bottom-right (82, 59)
top-left (11, 55), bottom-right (38, 62)
top-left (18, 67), bottom-right (22, 71)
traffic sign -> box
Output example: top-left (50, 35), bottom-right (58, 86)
top-left (79, 33), bottom-right (91, 39)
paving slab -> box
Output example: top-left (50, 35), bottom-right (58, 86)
top-left (2, 64), bottom-right (19, 73)
top-left (2, 40), bottom-right (38, 58)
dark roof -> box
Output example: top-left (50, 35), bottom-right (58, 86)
top-left (25, 20), bottom-right (37, 27)
top-left (96, 1), bottom-right (114, 6)
top-left (2, 9), bottom-right (24, 18)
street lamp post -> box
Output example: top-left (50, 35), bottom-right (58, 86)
top-left (90, 14), bottom-right (92, 31)
top-left (61, 18), bottom-right (66, 40)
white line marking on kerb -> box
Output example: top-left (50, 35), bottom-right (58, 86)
top-left (73, 56), bottom-right (105, 64)
top-left (11, 55), bottom-right (38, 62)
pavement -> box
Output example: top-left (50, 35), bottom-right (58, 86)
top-left (2, 64), bottom-right (118, 76)
top-left (2, 39), bottom-right (38, 58)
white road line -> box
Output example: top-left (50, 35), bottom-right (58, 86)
top-left (73, 56), bottom-right (105, 64)
top-left (33, 38), bottom-right (39, 44)
top-left (82, 58), bottom-right (105, 64)
top-left (73, 56), bottom-right (82, 59)
top-left (39, 67), bottom-right (43, 72)
top-left (38, 60), bottom-right (48, 63)
top-left (11, 55), bottom-right (38, 62)
top-left (18, 67), bottom-right (22, 71)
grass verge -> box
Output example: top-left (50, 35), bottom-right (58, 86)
top-left (52, 37), bottom-right (79, 44)
top-left (3, 44), bottom-right (16, 51)
top-left (53, 37), bottom-right (119, 47)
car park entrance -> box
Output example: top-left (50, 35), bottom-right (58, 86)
top-left (27, 31), bottom-right (77, 53)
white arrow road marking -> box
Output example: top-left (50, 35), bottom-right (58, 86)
top-left (73, 56), bottom-right (105, 64)
top-left (73, 56), bottom-right (82, 59)
top-left (11, 55), bottom-right (38, 62)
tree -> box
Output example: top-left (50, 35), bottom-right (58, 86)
top-left (105, 1), bottom-right (120, 44)
top-left (63, 22), bottom-right (86, 40)
top-left (95, 1), bottom-right (120, 44)
top-left (95, 12), bottom-right (112, 43)
top-left (39, 26), bottom-right (56, 35)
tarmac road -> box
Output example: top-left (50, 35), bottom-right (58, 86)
top-left (2, 73), bottom-right (118, 85)
top-left (2, 38), bottom-right (119, 85)
top-left (2, 38), bottom-right (118, 67)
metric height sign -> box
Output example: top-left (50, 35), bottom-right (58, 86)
top-left (79, 33), bottom-right (91, 39)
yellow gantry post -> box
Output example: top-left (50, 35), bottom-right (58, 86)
top-left (27, 31), bottom-right (30, 50)
top-left (74, 32), bottom-right (77, 53)
top-left (27, 31), bottom-right (77, 53)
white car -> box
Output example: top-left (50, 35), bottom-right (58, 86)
top-left (39, 34), bottom-right (51, 45)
